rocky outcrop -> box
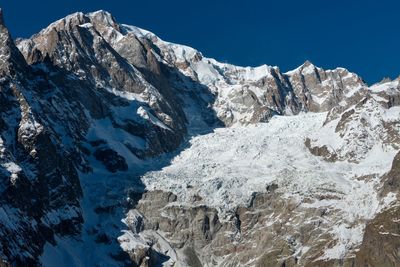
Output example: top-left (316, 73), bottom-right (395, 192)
top-left (121, 188), bottom-right (384, 266)
top-left (17, 11), bottom-right (189, 151)
top-left (347, 148), bottom-right (400, 267)
top-left (0, 9), bottom-right (27, 75)
top-left (306, 79), bottom-right (400, 163)
top-left (352, 206), bottom-right (400, 267)
top-left (0, 9), bottom-right (83, 265)
top-left (381, 151), bottom-right (400, 197)
top-left (285, 61), bottom-right (365, 112)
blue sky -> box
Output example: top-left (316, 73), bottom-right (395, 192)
top-left (1, 0), bottom-right (399, 83)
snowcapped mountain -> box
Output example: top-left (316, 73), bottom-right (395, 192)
top-left (18, 10), bottom-right (367, 127)
top-left (123, 23), bottom-right (366, 126)
top-left (0, 9), bottom-right (398, 267)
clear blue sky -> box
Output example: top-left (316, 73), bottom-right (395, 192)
top-left (1, 0), bottom-right (399, 84)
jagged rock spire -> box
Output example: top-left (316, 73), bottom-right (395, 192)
top-left (0, 8), bottom-right (27, 75)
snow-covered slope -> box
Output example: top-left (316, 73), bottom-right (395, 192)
top-left (125, 112), bottom-right (397, 265)
top-left (142, 112), bottom-right (395, 214)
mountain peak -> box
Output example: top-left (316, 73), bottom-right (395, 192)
top-left (285, 60), bottom-right (317, 76)
top-left (38, 11), bottom-right (88, 35)
top-left (379, 77), bottom-right (392, 84)
top-left (88, 10), bottom-right (113, 18)
top-left (87, 10), bottom-right (119, 30)
top-left (300, 61), bottom-right (317, 75)
top-left (0, 8), bottom-right (27, 74)
top-left (36, 10), bottom-right (120, 37)
top-left (303, 59), bottom-right (314, 67)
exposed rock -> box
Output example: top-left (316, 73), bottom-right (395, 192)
top-left (352, 206), bottom-right (400, 267)
top-left (93, 147), bottom-right (128, 172)
top-left (121, 189), bottom-right (379, 266)
top-left (381, 151), bottom-right (400, 196)
top-left (306, 80), bottom-right (400, 163)
top-left (286, 61), bottom-right (366, 112)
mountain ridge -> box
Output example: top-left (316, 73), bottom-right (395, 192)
top-left (19, 9), bottom-right (371, 127)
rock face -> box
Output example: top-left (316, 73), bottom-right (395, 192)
top-left (0, 9), bottom-right (83, 265)
top-left (306, 79), bottom-right (400, 163)
top-left (138, 31), bottom-right (366, 126)
top-left (352, 206), bottom-right (400, 267)
top-left (121, 186), bottom-right (398, 267)
top-left (1, 10), bottom-right (193, 265)
top-left (0, 8), bottom-right (398, 267)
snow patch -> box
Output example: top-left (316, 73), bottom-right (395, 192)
top-left (2, 162), bottom-right (22, 185)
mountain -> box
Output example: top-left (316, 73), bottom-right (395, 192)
top-left (0, 9), bottom-right (398, 266)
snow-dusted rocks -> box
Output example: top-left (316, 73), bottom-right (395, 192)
top-left (286, 61), bottom-right (366, 112)
top-left (307, 79), bottom-right (400, 163)
top-left (132, 28), bottom-right (367, 125)
top-left (24, 10), bottom-right (366, 127)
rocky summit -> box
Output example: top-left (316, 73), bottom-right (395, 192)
top-left (0, 9), bottom-right (399, 267)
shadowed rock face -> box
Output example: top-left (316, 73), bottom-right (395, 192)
top-left (0, 10), bottom-right (83, 265)
top-left (0, 9), bottom-right (398, 267)
top-left (0, 9), bottom-right (27, 75)
top-left (0, 10), bottom-right (195, 265)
